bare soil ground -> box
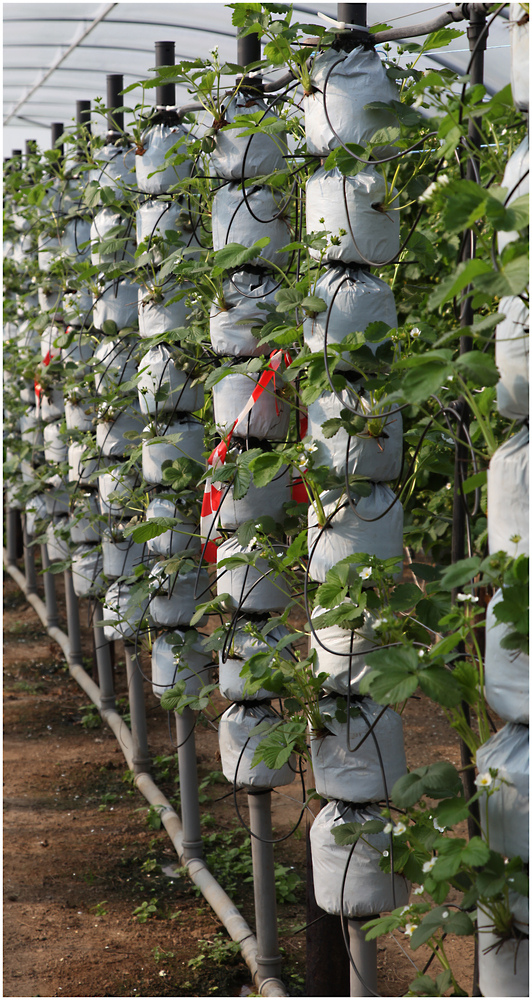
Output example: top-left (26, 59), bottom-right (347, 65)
top-left (3, 569), bottom-right (474, 998)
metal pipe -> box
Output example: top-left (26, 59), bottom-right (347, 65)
top-left (6, 507), bottom-right (18, 566)
top-left (347, 919), bottom-right (378, 997)
top-left (174, 708), bottom-right (203, 860)
top-left (76, 99), bottom-right (91, 132)
top-left (51, 121), bottom-right (63, 156)
top-left (106, 73), bottom-right (124, 138)
top-left (22, 521), bottom-right (38, 595)
top-left (63, 568), bottom-right (83, 665)
top-left (238, 33), bottom-right (261, 69)
top-left (337, 3), bottom-right (366, 26)
top-left (40, 543), bottom-right (59, 629)
top-left (123, 642), bottom-right (151, 775)
top-left (3, 549), bottom-right (288, 998)
top-left (374, 8), bottom-right (466, 42)
top-left (92, 600), bottom-right (115, 711)
top-left (247, 791), bottom-right (283, 984)
top-left (155, 40), bottom-right (175, 107)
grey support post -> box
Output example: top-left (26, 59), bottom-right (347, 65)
top-left (92, 601), bottom-right (115, 710)
top-left (64, 568), bottom-right (82, 665)
top-left (124, 643), bottom-right (151, 775)
top-left (6, 507), bottom-right (19, 566)
top-left (22, 518), bottom-right (38, 595)
top-left (247, 791), bottom-right (282, 984)
top-left (40, 544), bottom-right (59, 629)
top-left (347, 919), bottom-right (378, 998)
top-left (175, 708), bottom-right (203, 860)
top-left (155, 41), bottom-right (175, 107)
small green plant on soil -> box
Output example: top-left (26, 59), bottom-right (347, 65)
top-left (152, 945), bottom-right (175, 964)
top-left (133, 898), bottom-right (161, 922)
top-left (99, 791), bottom-right (118, 811)
top-left (91, 900), bottom-right (108, 917)
top-left (188, 931), bottom-right (241, 970)
top-left (80, 703), bottom-right (102, 730)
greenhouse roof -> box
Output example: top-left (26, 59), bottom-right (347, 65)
top-left (4, 2), bottom-right (512, 153)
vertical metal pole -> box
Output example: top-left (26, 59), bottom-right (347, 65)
top-left (63, 569), bottom-right (82, 664)
top-left (40, 544), bottom-right (59, 629)
top-left (175, 708), bottom-right (203, 860)
top-left (92, 600), bottom-right (115, 710)
top-left (106, 74), bottom-right (124, 139)
top-left (155, 41), bottom-right (175, 107)
top-left (123, 642), bottom-right (151, 774)
top-left (22, 518), bottom-right (38, 595)
top-left (6, 508), bottom-right (18, 566)
top-left (237, 33), bottom-right (262, 88)
top-left (247, 791), bottom-right (282, 984)
top-left (347, 920), bottom-right (378, 998)
top-left (51, 122), bottom-right (64, 156)
top-left (76, 100), bottom-right (91, 133)
top-left (337, 4), bottom-right (367, 26)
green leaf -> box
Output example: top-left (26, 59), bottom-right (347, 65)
top-left (440, 556), bottom-right (481, 591)
top-left (361, 666), bottom-right (419, 704)
top-left (389, 583), bottom-right (423, 612)
top-left (428, 259), bottom-right (491, 309)
top-left (125, 518), bottom-right (178, 543)
top-left (461, 470), bottom-right (487, 495)
top-left (418, 666), bottom-right (462, 707)
top-left (454, 351), bottom-right (499, 388)
top-left (392, 761), bottom-right (463, 809)
top-left (232, 461), bottom-right (252, 501)
top-left (435, 796), bottom-right (470, 829)
top-left (401, 360), bottom-right (453, 404)
top-left (213, 237), bottom-right (271, 270)
top-left (461, 836), bottom-right (490, 867)
top-left (423, 27), bottom-right (464, 50)
top-left (248, 452), bottom-right (283, 487)
top-left (300, 295), bottom-right (327, 314)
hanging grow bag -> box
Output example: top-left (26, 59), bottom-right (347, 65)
top-left (510, 2), bottom-right (529, 111)
top-left (19, 408), bottom-right (43, 449)
top-left (219, 464), bottom-right (290, 531)
top-left (138, 285), bottom-right (190, 338)
top-left (40, 389), bottom-right (65, 423)
top-left (93, 278), bottom-right (138, 331)
top-left (306, 167), bottom-right (400, 266)
top-left (90, 144), bottom-right (136, 195)
top-left (498, 136), bottom-right (529, 254)
top-left (146, 497), bottom-right (200, 557)
top-left (210, 270), bottom-right (279, 357)
top-left (487, 426), bottom-right (529, 557)
top-left (308, 390), bottom-right (403, 480)
top-left (211, 183), bottom-right (290, 269)
top-left (69, 494), bottom-right (102, 544)
top-left (61, 217), bottom-right (91, 262)
top-left (211, 91), bottom-right (287, 180)
top-left (43, 421), bottom-right (68, 464)
top-left (137, 344), bottom-right (204, 416)
top-left (148, 564), bottom-right (210, 628)
top-left (216, 536), bottom-right (291, 613)
top-left (151, 631), bottom-right (212, 699)
top-left (46, 518), bottom-right (70, 563)
top-left (136, 199), bottom-right (189, 266)
top-left (311, 695), bottom-right (406, 803)
top-left (102, 581), bottom-right (148, 642)
top-left (136, 122), bottom-right (191, 195)
top-left (25, 494), bottom-right (48, 537)
top-left (304, 45), bottom-right (398, 157)
top-left (72, 545), bottom-right (104, 598)
top-left (484, 589), bottom-right (529, 725)
top-left (303, 265), bottom-right (397, 367)
top-left (218, 702), bottom-right (296, 789)
top-left (219, 622), bottom-right (292, 702)
top-left (93, 337), bottom-right (138, 395)
top-left (308, 486), bottom-right (403, 583)
top-left (96, 404), bottom-right (144, 458)
top-left (102, 526), bottom-right (146, 579)
top-left (310, 605), bottom-right (378, 697)
top-left (495, 296), bottom-right (529, 420)
top-left (476, 723), bottom-right (529, 861)
top-left (98, 469), bottom-right (138, 518)
top-left (213, 371), bottom-right (290, 441)
top-left (310, 799), bottom-right (410, 916)
top-left (68, 442), bottom-right (98, 485)
top-left (44, 477), bottom-right (70, 516)
top-left (142, 417), bottom-right (204, 485)
top-left (90, 207), bottom-right (135, 266)
top-left (478, 894), bottom-right (529, 998)
top-left (65, 398), bottom-right (96, 431)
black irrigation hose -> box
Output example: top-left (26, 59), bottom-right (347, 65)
top-left (231, 736), bottom-right (308, 844)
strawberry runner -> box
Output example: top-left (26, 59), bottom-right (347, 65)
top-left (201, 349), bottom-right (292, 562)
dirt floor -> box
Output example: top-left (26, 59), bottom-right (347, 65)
top-left (3, 565), bottom-right (475, 998)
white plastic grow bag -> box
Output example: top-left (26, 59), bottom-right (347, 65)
top-left (476, 723), bottom-right (529, 861)
top-left (72, 545), bottom-right (104, 598)
top-left (308, 390), bottom-right (403, 480)
top-left (310, 799), bottom-right (410, 917)
top-left (38, 231), bottom-right (61, 272)
top-left (303, 266), bottom-right (397, 366)
top-left (310, 606), bottom-right (378, 696)
top-left (137, 344), bottom-right (204, 416)
top-left (304, 45), bottom-right (398, 157)
top-left (93, 338), bottom-right (138, 395)
top-left (308, 486), bottom-right (403, 583)
top-left (61, 217), bottom-right (91, 261)
top-left (136, 199), bottom-right (183, 266)
top-left (25, 494), bottom-right (48, 537)
top-left (61, 334), bottom-right (93, 366)
top-left (495, 297), bottom-right (529, 420)
top-left (211, 183), bottom-right (290, 269)
top-left (19, 408), bottom-right (43, 449)
top-left (102, 581), bottom-right (148, 642)
top-left (90, 144), bottom-right (136, 194)
top-left (510, 2), bottom-right (529, 111)
top-left (46, 518), bottom-right (70, 563)
top-left (98, 470), bottom-right (138, 518)
top-left (90, 207), bottom-right (135, 266)
top-left (210, 270), bottom-right (279, 357)
top-left (138, 285), bottom-right (190, 338)
top-left (18, 320), bottom-right (40, 351)
top-left (21, 460), bottom-right (37, 485)
top-left (96, 405), bottom-right (144, 458)
top-left (211, 92), bottom-right (287, 180)
top-left (43, 421), bottom-right (67, 464)
top-left (102, 527), bottom-right (146, 579)
top-left (148, 565), bottom-right (210, 628)
top-left (218, 465), bottom-right (290, 530)
top-left (311, 695), bottom-right (406, 803)
top-left (146, 497), bottom-right (200, 557)
top-left (151, 631), bottom-right (212, 699)
top-left (478, 894), bottom-right (529, 998)
top-left (64, 399), bottom-right (96, 431)
top-left (13, 233), bottom-right (33, 265)
top-left (21, 381), bottom-right (35, 405)
top-left (63, 288), bottom-right (93, 326)
top-left (219, 623), bottom-right (292, 703)
top-left (219, 703), bottom-right (296, 789)
top-left (136, 122), bottom-right (191, 195)
top-left (217, 536), bottom-right (291, 614)
top-left (69, 494), bottom-right (102, 544)
top-left (40, 389), bottom-right (65, 423)
top-left (38, 286), bottom-right (62, 314)
top-left (142, 417), bottom-right (205, 485)
top-left (68, 442), bottom-right (99, 485)
top-left (484, 589), bottom-right (529, 725)
top-left (44, 477), bottom-right (70, 516)
top-left (213, 371), bottom-right (290, 441)
top-left (498, 136), bottom-right (529, 254)
top-left (487, 426), bottom-right (529, 557)
top-left (40, 325), bottom-right (62, 361)
top-left (306, 168), bottom-right (400, 265)
top-left (93, 278), bottom-right (138, 331)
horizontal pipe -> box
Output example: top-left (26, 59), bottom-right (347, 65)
top-left (374, 8), bottom-right (466, 42)
top-left (3, 550), bottom-right (287, 998)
